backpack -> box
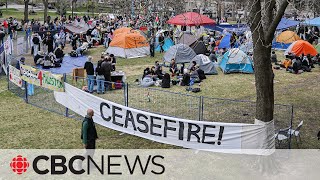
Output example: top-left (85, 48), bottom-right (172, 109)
top-left (33, 37), bottom-right (39, 44)
top-left (115, 80), bottom-right (123, 89)
top-left (70, 50), bottom-right (77, 57)
top-left (191, 88), bottom-right (201, 93)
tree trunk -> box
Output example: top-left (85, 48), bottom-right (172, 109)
top-left (248, 0), bottom-right (288, 122)
top-left (43, 0), bottom-right (48, 23)
top-left (24, 0), bottom-right (29, 22)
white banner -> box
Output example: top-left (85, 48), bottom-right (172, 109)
top-left (54, 83), bottom-right (275, 153)
top-left (9, 65), bottom-right (22, 87)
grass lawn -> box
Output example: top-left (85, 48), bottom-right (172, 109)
top-left (0, 9), bottom-right (97, 21)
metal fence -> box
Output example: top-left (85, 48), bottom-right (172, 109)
top-left (3, 56), bottom-right (293, 149)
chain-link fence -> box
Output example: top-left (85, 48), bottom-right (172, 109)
top-left (2, 46), bottom-right (294, 149)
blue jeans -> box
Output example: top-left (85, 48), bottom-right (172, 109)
top-left (96, 75), bottom-right (105, 93)
top-left (87, 75), bottom-right (95, 93)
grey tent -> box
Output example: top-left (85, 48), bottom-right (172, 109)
top-left (189, 54), bottom-right (218, 75)
top-left (178, 32), bottom-right (197, 46)
top-left (191, 41), bottom-right (207, 55)
top-left (163, 44), bottom-right (197, 63)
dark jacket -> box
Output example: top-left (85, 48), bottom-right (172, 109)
top-left (81, 116), bottom-right (98, 145)
top-left (84, 61), bottom-right (94, 75)
top-left (101, 61), bottom-right (112, 76)
top-left (161, 73), bottom-right (171, 88)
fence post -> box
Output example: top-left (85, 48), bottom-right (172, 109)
top-left (288, 105), bottom-right (294, 149)
top-left (125, 83), bottom-right (129, 107)
top-left (63, 73), bottom-right (69, 117)
top-left (7, 66), bottom-right (10, 90)
top-left (24, 81), bottom-right (28, 103)
top-left (198, 96), bottom-right (203, 121)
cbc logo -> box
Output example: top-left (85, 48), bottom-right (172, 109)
top-left (10, 155), bottom-right (30, 175)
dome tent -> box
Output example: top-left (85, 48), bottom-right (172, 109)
top-left (106, 30), bottom-right (150, 59)
top-left (220, 48), bottom-right (254, 74)
top-left (284, 40), bottom-right (317, 56)
top-left (189, 54), bottom-right (218, 75)
top-left (163, 44), bottom-right (197, 63)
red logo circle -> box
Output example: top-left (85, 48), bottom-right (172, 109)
top-left (10, 155), bottom-right (29, 175)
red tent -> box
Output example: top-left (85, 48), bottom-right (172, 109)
top-left (167, 12), bottom-right (215, 26)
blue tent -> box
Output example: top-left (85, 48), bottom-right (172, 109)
top-left (220, 48), bottom-right (254, 74)
top-left (276, 18), bottom-right (300, 30)
top-left (155, 37), bottom-right (174, 52)
top-left (218, 33), bottom-right (231, 49)
top-left (302, 17), bottom-right (320, 26)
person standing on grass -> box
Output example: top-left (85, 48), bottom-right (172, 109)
top-left (84, 56), bottom-right (95, 93)
top-left (81, 109), bottom-right (98, 149)
top-left (101, 57), bottom-right (112, 90)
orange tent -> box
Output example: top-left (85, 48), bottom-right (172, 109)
top-left (276, 31), bottom-right (301, 44)
top-left (106, 30), bottom-right (150, 58)
top-left (284, 40), bottom-right (317, 56)
top-left (113, 27), bottom-right (133, 36)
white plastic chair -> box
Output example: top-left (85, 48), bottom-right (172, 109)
top-left (289, 120), bottom-right (303, 143)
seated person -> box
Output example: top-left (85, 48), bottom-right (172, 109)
top-left (155, 62), bottom-right (164, 79)
top-left (209, 51), bottom-right (217, 62)
top-left (75, 42), bottom-right (88, 56)
top-left (302, 55), bottom-right (311, 72)
top-left (161, 73), bottom-right (171, 88)
top-left (169, 59), bottom-right (178, 75)
top-left (280, 55), bottom-right (292, 70)
top-left (292, 56), bottom-right (302, 74)
top-left (306, 54), bottom-right (315, 68)
top-left (188, 61), bottom-right (197, 72)
top-left (34, 51), bottom-right (45, 65)
top-left (197, 67), bottom-right (206, 81)
top-left (271, 51), bottom-right (277, 63)
top-left (42, 55), bottom-right (53, 69)
top-left (54, 46), bottom-right (64, 63)
top-left (180, 69), bottom-right (190, 86)
top-left (143, 67), bottom-right (152, 79)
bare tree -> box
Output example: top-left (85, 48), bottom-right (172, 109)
top-left (24, 0), bottom-right (29, 22)
top-left (248, 0), bottom-right (289, 122)
top-left (42, 0), bottom-right (49, 23)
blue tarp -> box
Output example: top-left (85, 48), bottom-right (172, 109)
top-left (272, 41), bottom-right (291, 50)
top-left (277, 18), bottom-right (300, 30)
top-left (218, 34), bottom-right (231, 49)
top-left (37, 55), bottom-right (88, 74)
top-left (204, 24), bottom-right (248, 34)
top-left (155, 37), bottom-right (174, 52)
top-left (302, 17), bottom-right (320, 26)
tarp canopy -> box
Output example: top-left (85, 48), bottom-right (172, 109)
top-left (301, 17), bottom-right (320, 26)
top-left (218, 33), bottom-right (231, 49)
top-left (276, 30), bottom-right (301, 44)
top-left (163, 44), bottom-right (197, 63)
top-left (276, 18), bottom-right (300, 30)
top-left (167, 12), bottom-right (215, 26)
top-left (204, 24), bottom-right (248, 34)
top-left (189, 54), bottom-right (218, 75)
top-left (190, 41), bottom-right (207, 55)
top-left (64, 19), bottom-right (90, 34)
top-left (178, 32), bottom-right (198, 46)
top-left (106, 30), bottom-right (150, 58)
top-left (284, 40), bottom-right (318, 56)
top-left (220, 48), bottom-right (254, 74)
